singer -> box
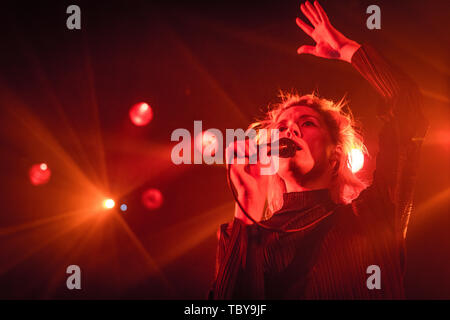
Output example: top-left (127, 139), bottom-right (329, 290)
top-left (209, 1), bottom-right (428, 299)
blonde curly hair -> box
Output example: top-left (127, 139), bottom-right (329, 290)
top-left (247, 91), bottom-right (368, 217)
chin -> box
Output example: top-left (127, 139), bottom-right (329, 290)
top-left (278, 155), bottom-right (315, 178)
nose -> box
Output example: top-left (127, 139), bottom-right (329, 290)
top-left (285, 123), bottom-right (301, 139)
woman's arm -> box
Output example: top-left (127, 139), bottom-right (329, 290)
top-left (296, 1), bottom-right (429, 237)
top-left (350, 45), bottom-right (429, 239)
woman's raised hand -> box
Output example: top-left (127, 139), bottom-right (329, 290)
top-left (296, 1), bottom-right (360, 63)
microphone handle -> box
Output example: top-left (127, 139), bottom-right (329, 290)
top-left (267, 144), bottom-right (297, 158)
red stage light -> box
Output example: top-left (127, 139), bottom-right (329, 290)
top-left (129, 102), bottom-right (153, 126)
top-left (29, 162), bottom-right (51, 186)
top-left (141, 188), bottom-right (163, 210)
top-left (195, 131), bottom-right (219, 156)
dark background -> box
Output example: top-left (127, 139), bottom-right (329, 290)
top-left (0, 0), bottom-right (448, 299)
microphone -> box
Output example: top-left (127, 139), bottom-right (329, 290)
top-left (267, 137), bottom-right (301, 158)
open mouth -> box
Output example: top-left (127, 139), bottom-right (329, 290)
top-left (278, 137), bottom-right (302, 151)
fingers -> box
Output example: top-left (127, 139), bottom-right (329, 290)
top-left (305, 1), bottom-right (321, 25)
top-left (225, 141), bottom-right (245, 165)
top-left (247, 137), bottom-right (258, 156)
top-left (300, 2), bottom-right (319, 26)
top-left (226, 139), bottom-right (258, 165)
top-left (297, 45), bottom-right (316, 55)
top-left (296, 17), bottom-right (313, 37)
top-left (314, 1), bottom-right (331, 25)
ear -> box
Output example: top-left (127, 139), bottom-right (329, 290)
top-left (330, 145), bottom-right (342, 171)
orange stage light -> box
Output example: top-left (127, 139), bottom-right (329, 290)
top-left (103, 199), bottom-right (115, 209)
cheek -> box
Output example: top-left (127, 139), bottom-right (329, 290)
top-left (303, 133), bottom-right (330, 162)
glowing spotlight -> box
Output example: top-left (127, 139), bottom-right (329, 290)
top-left (142, 188), bottom-right (163, 210)
top-left (103, 199), bottom-right (115, 209)
top-left (195, 131), bottom-right (219, 156)
top-left (348, 148), bottom-right (364, 173)
top-left (120, 204), bottom-right (128, 212)
top-left (129, 102), bottom-right (153, 126)
top-left (29, 162), bottom-right (51, 186)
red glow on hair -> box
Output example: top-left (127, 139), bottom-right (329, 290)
top-left (29, 163), bottom-right (51, 186)
top-left (129, 102), bottom-right (153, 126)
top-left (141, 188), bottom-right (163, 210)
top-left (195, 131), bottom-right (218, 156)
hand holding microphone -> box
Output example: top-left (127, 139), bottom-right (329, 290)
top-left (226, 137), bottom-right (269, 224)
top-left (226, 136), bottom-right (301, 224)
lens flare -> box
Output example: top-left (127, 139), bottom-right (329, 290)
top-left (348, 148), bottom-right (364, 173)
top-left (129, 102), bottom-right (153, 126)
